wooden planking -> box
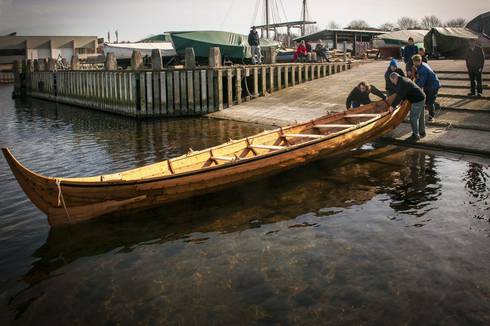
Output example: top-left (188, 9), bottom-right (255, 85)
top-left (253, 67), bottom-right (259, 97)
top-left (200, 70), bottom-right (207, 112)
top-left (207, 70), bottom-right (214, 112)
top-left (152, 71), bottom-right (160, 114)
top-left (166, 71), bottom-right (174, 115)
top-left (269, 66), bottom-right (274, 93)
top-left (291, 65), bottom-right (296, 86)
top-left (216, 69), bottom-right (223, 110)
top-left (159, 71), bottom-right (167, 114)
top-left (284, 66), bottom-right (289, 88)
top-left (226, 69), bottom-right (233, 107)
top-left (193, 70), bottom-right (201, 113)
top-left (277, 66), bottom-right (282, 90)
top-left (187, 70), bottom-right (194, 113)
top-left (173, 70), bottom-right (181, 114)
top-left (261, 66), bottom-right (267, 95)
top-left (180, 70), bottom-right (187, 114)
top-left (283, 133), bottom-right (324, 139)
top-left (314, 124), bottom-right (355, 128)
top-left (235, 68), bottom-right (242, 105)
top-left (249, 144), bottom-right (285, 150)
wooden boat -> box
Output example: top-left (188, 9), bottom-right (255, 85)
top-left (2, 96), bottom-right (410, 227)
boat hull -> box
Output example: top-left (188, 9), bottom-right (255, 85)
top-left (2, 99), bottom-right (410, 227)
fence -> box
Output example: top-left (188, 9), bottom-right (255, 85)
top-left (0, 72), bottom-right (14, 84)
top-left (26, 62), bottom-right (351, 117)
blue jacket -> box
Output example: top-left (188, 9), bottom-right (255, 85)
top-left (403, 44), bottom-right (418, 64)
top-left (415, 62), bottom-right (440, 90)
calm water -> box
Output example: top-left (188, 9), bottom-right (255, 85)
top-left (0, 85), bottom-right (489, 325)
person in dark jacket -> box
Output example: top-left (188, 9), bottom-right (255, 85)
top-left (389, 72), bottom-right (427, 141)
top-left (315, 43), bottom-right (329, 62)
top-left (346, 81), bottom-right (386, 109)
top-left (305, 41), bottom-right (312, 53)
top-left (248, 26), bottom-right (262, 64)
top-left (418, 48), bottom-right (428, 63)
top-left (385, 58), bottom-right (405, 95)
top-left (466, 40), bottom-right (485, 96)
top-left (412, 54), bottom-right (440, 121)
top-left (403, 37), bottom-right (419, 78)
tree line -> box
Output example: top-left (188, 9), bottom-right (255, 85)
top-left (324, 16), bottom-right (467, 32)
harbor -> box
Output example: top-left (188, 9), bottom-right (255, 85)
top-left (1, 0), bottom-right (490, 324)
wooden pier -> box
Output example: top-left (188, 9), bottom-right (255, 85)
top-left (0, 71), bottom-right (14, 84)
top-left (21, 50), bottom-right (351, 117)
top-left (209, 60), bottom-right (490, 156)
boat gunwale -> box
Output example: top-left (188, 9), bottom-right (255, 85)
top-left (2, 99), bottom-right (403, 189)
top-left (46, 105), bottom-right (399, 187)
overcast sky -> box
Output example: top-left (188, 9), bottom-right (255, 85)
top-left (0, 0), bottom-right (488, 41)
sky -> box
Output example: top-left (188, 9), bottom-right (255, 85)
top-left (0, 0), bottom-right (488, 41)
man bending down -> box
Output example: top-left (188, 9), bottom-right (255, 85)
top-left (389, 72), bottom-right (427, 142)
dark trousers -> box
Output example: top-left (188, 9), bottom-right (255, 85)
top-left (469, 70), bottom-right (483, 94)
top-left (425, 88), bottom-right (439, 118)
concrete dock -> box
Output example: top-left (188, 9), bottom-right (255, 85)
top-left (209, 60), bottom-right (490, 156)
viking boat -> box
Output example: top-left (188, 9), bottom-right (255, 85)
top-left (2, 97), bottom-right (410, 227)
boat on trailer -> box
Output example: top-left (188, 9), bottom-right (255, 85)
top-left (2, 96), bottom-right (410, 227)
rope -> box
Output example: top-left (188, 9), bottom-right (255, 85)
top-left (56, 179), bottom-right (72, 224)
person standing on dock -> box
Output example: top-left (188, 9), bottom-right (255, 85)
top-left (466, 40), bottom-right (485, 97)
top-left (412, 54), bottom-right (440, 122)
top-left (346, 82), bottom-right (386, 109)
top-left (418, 48), bottom-right (428, 63)
top-left (403, 37), bottom-right (419, 78)
top-left (388, 72), bottom-right (427, 142)
top-left (385, 59), bottom-right (405, 95)
top-left (248, 26), bottom-right (262, 64)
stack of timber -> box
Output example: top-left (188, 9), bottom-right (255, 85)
top-left (2, 95), bottom-right (409, 226)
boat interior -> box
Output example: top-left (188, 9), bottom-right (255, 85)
top-left (62, 101), bottom-right (391, 183)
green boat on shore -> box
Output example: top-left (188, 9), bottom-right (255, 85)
top-left (170, 30), bottom-right (279, 61)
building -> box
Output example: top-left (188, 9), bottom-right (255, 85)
top-left (294, 28), bottom-right (386, 56)
top-left (0, 35), bottom-right (98, 65)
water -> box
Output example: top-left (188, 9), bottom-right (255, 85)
top-left (0, 85), bottom-right (489, 325)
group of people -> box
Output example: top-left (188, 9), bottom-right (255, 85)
top-left (346, 37), bottom-right (485, 142)
top-left (293, 40), bottom-right (329, 62)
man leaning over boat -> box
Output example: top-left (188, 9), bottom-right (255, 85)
top-left (388, 72), bottom-right (427, 142)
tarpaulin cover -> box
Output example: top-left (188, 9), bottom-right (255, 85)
top-left (466, 11), bottom-right (490, 36)
top-left (374, 30), bottom-right (428, 47)
top-left (139, 33), bottom-right (173, 43)
top-left (103, 42), bottom-right (176, 59)
top-left (424, 27), bottom-right (479, 57)
top-left (170, 31), bottom-right (279, 59)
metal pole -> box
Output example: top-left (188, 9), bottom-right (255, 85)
top-left (265, 0), bottom-right (269, 39)
top-left (302, 0), bottom-right (306, 36)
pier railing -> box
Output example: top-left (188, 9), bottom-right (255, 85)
top-left (25, 62), bottom-right (351, 117)
top-left (0, 72), bottom-right (14, 84)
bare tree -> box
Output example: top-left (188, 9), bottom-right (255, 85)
top-left (347, 19), bottom-right (371, 30)
top-left (327, 21), bottom-right (341, 29)
top-left (379, 22), bottom-right (396, 31)
top-left (307, 24), bottom-right (321, 34)
top-left (397, 17), bottom-right (419, 30)
top-left (446, 18), bottom-right (467, 27)
top-left (420, 15), bottom-right (443, 29)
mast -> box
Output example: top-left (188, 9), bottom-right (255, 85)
top-left (302, 0), bottom-right (306, 36)
top-left (265, 0), bottom-right (270, 38)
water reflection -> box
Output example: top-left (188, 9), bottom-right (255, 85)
top-left (1, 88), bottom-right (489, 324)
top-left (383, 150), bottom-right (441, 220)
top-left (18, 146), bottom-right (440, 292)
